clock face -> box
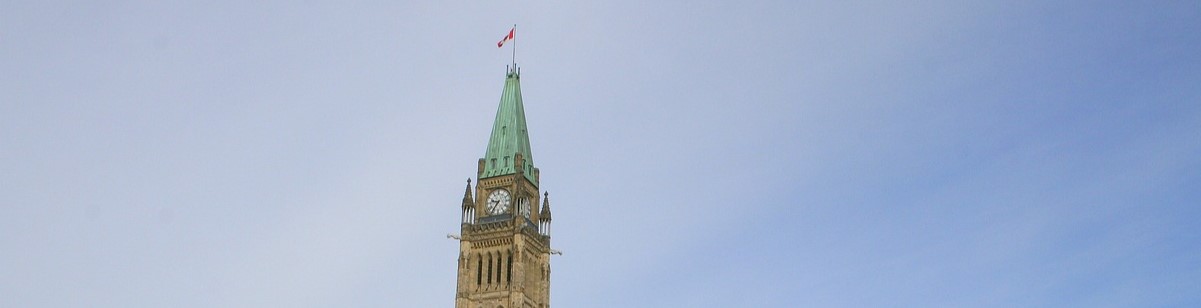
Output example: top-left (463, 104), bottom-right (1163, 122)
top-left (518, 198), bottom-right (531, 218)
top-left (486, 189), bottom-right (511, 215)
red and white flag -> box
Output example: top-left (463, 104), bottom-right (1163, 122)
top-left (497, 28), bottom-right (515, 48)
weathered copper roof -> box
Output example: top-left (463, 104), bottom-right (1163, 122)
top-left (481, 67), bottom-right (537, 185)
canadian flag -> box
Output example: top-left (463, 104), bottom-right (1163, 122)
top-left (497, 28), bottom-right (515, 48)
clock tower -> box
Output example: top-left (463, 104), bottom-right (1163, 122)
top-left (455, 66), bottom-right (553, 308)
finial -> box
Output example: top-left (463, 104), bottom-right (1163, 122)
top-left (467, 178), bottom-right (472, 184)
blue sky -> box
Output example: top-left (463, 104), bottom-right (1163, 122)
top-left (2, 1), bottom-right (1199, 307)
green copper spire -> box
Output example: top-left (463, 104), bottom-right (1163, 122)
top-left (481, 68), bottom-right (537, 184)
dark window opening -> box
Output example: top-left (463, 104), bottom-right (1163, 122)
top-left (496, 252), bottom-right (503, 284)
top-left (506, 251), bottom-right (513, 284)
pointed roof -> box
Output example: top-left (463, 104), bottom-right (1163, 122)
top-left (540, 192), bottom-right (552, 221)
top-left (462, 179), bottom-right (474, 208)
top-left (481, 67), bottom-right (537, 185)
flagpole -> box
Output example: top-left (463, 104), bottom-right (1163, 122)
top-left (511, 24), bottom-right (517, 68)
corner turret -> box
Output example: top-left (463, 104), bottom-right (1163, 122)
top-left (539, 192), bottom-right (552, 236)
top-left (461, 179), bottom-right (475, 224)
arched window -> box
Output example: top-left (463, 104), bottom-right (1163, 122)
top-left (476, 255), bottom-right (482, 286)
top-left (506, 250), bottom-right (513, 284)
top-left (496, 251), bottom-right (504, 285)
